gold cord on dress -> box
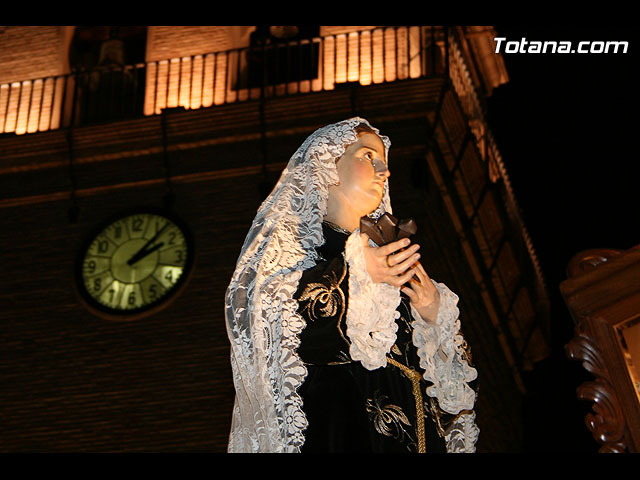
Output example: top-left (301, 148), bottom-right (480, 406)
top-left (386, 356), bottom-right (426, 453)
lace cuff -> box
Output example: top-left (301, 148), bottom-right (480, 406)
top-left (343, 230), bottom-right (401, 370)
top-left (411, 281), bottom-right (477, 414)
top-left (445, 411), bottom-right (480, 453)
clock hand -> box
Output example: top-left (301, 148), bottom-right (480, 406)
top-left (128, 241), bottom-right (164, 266)
top-left (127, 222), bottom-right (169, 265)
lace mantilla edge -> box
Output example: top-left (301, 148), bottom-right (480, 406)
top-left (344, 230), bottom-right (401, 370)
top-left (226, 266), bottom-right (310, 453)
top-left (411, 282), bottom-right (478, 415)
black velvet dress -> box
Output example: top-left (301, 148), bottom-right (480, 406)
top-left (296, 223), bottom-right (455, 453)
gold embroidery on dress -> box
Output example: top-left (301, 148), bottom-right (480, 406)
top-left (327, 351), bottom-right (352, 365)
top-left (426, 397), bottom-right (473, 439)
top-left (460, 338), bottom-right (474, 366)
top-left (298, 261), bottom-right (349, 345)
top-left (298, 264), bottom-right (346, 321)
top-left (365, 391), bottom-right (413, 444)
top-left (426, 397), bottom-right (447, 438)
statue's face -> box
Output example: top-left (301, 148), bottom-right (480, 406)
top-left (332, 132), bottom-right (389, 217)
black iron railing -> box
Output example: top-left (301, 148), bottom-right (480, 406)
top-left (0, 26), bottom-right (449, 135)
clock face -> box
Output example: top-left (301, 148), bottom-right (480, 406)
top-left (77, 211), bottom-right (193, 318)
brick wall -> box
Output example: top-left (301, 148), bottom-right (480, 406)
top-left (0, 26), bottom-right (69, 84)
top-left (145, 26), bottom-right (248, 62)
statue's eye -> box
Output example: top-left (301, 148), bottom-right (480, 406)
top-left (362, 151), bottom-right (387, 173)
top-left (363, 152), bottom-right (377, 165)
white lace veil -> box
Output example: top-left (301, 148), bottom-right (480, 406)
top-left (225, 117), bottom-right (391, 453)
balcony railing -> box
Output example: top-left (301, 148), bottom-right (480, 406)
top-left (0, 26), bottom-right (449, 135)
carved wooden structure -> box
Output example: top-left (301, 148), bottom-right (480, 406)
top-left (561, 246), bottom-right (640, 453)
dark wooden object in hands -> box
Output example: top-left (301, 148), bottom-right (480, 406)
top-left (359, 213), bottom-right (417, 247)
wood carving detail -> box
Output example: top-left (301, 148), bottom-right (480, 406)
top-left (566, 248), bottom-right (622, 278)
top-left (565, 331), bottom-right (627, 453)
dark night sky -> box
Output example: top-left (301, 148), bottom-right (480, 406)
top-left (488, 25), bottom-right (637, 335)
top-left (489, 25), bottom-right (636, 270)
top-left (485, 25), bottom-right (637, 451)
